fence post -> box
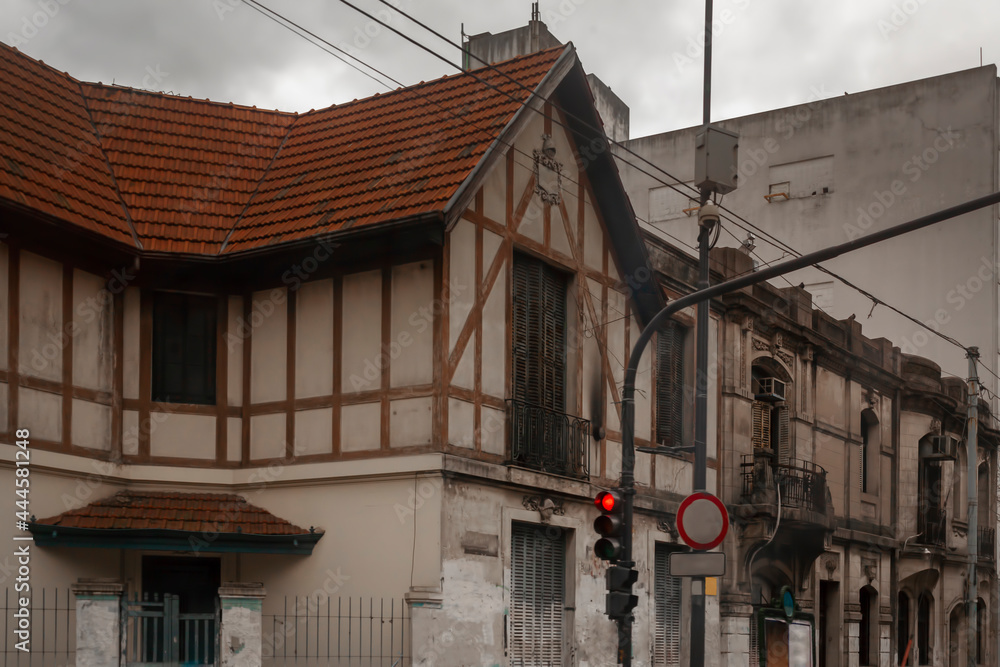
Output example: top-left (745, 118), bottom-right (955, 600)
top-left (405, 590), bottom-right (441, 664)
top-left (71, 578), bottom-right (123, 667)
top-left (219, 582), bottom-right (266, 667)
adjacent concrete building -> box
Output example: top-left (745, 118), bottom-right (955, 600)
top-left (617, 66), bottom-right (1000, 400)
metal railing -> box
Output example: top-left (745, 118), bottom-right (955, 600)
top-left (979, 526), bottom-right (996, 560)
top-left (262, 597), bottom-right (409, 666)
top-left (917, 506), bottom-right (947, 547)
top-left (507, 399), bottom-right (590, 479)
top-left (741, 456), bottom-right (828, 514)
top-left (1, 588), bottom-right (75, 667)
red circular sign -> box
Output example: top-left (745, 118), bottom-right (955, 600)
top-left (676, 492), bottom-right (729, 551)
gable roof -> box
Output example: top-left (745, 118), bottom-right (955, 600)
top-left (0, 42), bottom-right (566, 255)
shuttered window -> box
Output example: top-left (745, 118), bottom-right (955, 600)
top-left (152, 292), bottom-right (217, 405)
top-left (510, 523), bottom-right (565, 666)
top-left (776, 404), bottom-right (790, 463)
top-left (656, 321), bottom-right (685, 446)
top-left (751, 401), bottom-right (789, 457)
top-left (653, 544), bottom-right (682, 666)
top-left (512, 253), bottom-right (567, 411)
top-left (751, 401), bottom-right (771, 450)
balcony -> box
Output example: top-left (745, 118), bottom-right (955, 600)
top-left (741, 456), bottom-right (829, 514)
top-left (917, 506), bottom-right (946, 547)
top-left (979, 526), bottom-right (996, 561)
top-left (506, 399), bottom-right (590, 479)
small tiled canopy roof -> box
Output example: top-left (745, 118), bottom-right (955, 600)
top-left (30, 490), bottom-right (322, 554)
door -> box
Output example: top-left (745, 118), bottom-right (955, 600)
top-left (125, 556), bottom-right (221, 666)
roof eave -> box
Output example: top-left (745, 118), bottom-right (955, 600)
top-left (28, 524), bottom-right (324, 555)
top-left (442, 45), bottom-right (578, 230)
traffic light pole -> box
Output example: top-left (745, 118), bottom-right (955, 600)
top-left (615, 190), bottom-right (1000, 665)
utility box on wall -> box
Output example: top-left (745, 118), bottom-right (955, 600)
top-left (695, 125), bottom-right (739, 195)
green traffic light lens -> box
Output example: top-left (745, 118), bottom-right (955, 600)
top-left (595, 537), bottom-right (620, 560)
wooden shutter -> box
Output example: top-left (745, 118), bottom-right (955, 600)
top-left (856, 442), bottom-right (865, 492)
top-left (777, 404), bottom-right (790, 463)
top-left (653, 544), bottom-right (682, 666)
top-left (511, 254), bottom-right (567, 411)
top-left (510, 523), bottom-right (565, 666)
top-left (656, 322), bottom-right (684, 446)
top-left (751, 401), bottom-right (771, 450)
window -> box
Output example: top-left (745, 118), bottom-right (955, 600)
top-left (859, 586), bottom-right (877, 666)
top-left (977, 599), bottom-right (986, 665)
top-left (655, 320), bottom-right (689, 447)
top-left (511, 253), bottom-right (567, 411)
top-left (653, 544), bottom-right (683, 666)
top-left (751, 368), bottom-right (789, 461)
top-left (918, 593), bottom-right (932, 665)
top-left (509, 522), bottom-right (565, 666)
top-left (152, 292), bottom-right (217, 405)
top-left (860, 409), bottom-right (879, 493)
top-left (898, 593), bottom-right (911, 662)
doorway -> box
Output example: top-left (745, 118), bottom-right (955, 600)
top-left (124, 555), bottom-right (221, 665)
top-left (819, 580), bottom-right (840, 667)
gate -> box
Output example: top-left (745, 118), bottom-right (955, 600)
top-left (123, 592), bottom-right (219, 666)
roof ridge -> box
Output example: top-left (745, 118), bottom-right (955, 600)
top-left (218, 114), bottom-right (300, 253)
top-left (80, 80), bottom-right (300, 117)
top-left (74, 77), bottom-right (143, 249)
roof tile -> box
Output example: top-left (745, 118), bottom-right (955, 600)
top-left (34, 490), bottom-right (316, 536)
top-left (0, 42), bottom-right (566, 255)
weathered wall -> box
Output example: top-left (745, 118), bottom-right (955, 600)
top-left (618, 66), bottom-right (1000, 393)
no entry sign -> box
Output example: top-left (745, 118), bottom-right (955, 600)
top-left (676, 491), bottom-right (729, 551)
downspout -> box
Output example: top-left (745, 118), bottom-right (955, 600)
top-left (891, 384), bottom-right (901, 667)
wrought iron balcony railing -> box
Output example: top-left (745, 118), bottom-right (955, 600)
top-left (917, 506), bottom-right (946, 547)
top-left (506, 399), bottom-right (590, 479)
top-left (979, 526), bottom-right (996, 560)
top-left (741, 455), bottom-right (828, 514)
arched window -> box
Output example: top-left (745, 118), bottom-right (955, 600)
top-left (918, 593), bottom-right (932, 665)
top-left (977, 598), bottom-right (986, 665)
top-left (898, 592), bottom-right (911, 661)
top-left (860, 586), bottom-right (878, 666)
top-left (860, 409), bottom-right (879, 493)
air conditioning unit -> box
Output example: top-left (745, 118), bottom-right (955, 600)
top-left (926, 435), bottom-right (959, 460)
top-left (754, 377), bottom-right (786, 402)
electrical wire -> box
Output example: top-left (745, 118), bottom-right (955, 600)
top-left (246, 0), bottom-right (975, 364)
top-left (354, 0), bottom-right (975, 357)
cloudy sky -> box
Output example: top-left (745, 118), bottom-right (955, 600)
top-left (2, 0), bottom-right (996, 139)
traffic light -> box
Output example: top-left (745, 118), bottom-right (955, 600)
top-left (593, 490), bottom-right (623, 561)
top-left (606, 565), bottom-right (639, 619)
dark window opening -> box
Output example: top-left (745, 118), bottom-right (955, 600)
top-left (918, 593), bottom-right (931, 665)
top-left (898, 592), bottom-right (911, 661)
top-left (859, 586), bottom-right (877, 666)
top-left (152, 292), bottom-right (217, 405)
top-left (655, 320), bottom-right (688, 447)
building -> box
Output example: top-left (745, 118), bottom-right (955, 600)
top-left (3, 18), bottom-right (998, 667)
top-left (0, 39), bottom-right (686, 666)
top-left (617, 66), bottom-right (1000, 400)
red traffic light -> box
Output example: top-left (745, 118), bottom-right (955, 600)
top-left (595, 491), bottom-right (619, 512)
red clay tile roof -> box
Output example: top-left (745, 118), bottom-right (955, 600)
top-left (0, 42), bottom-right (567, 255)
top-left (34, 490), bottom-right (316, 536)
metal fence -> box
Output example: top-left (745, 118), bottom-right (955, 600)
top-left (1, 588), bottom-right (75, 667)
top-left (262, 597), bottom-right (410, 667)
